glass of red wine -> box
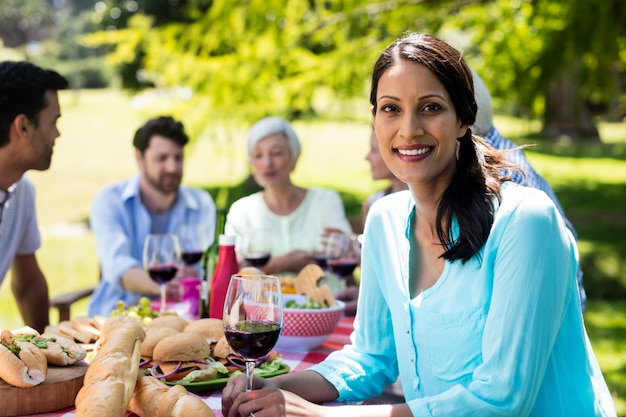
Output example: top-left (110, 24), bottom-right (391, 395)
top-left (223, 273), bottom-right (283, 391)
top-left (142, 233), bottom-right (181, 314)
top-left (242, 228), bottom-right (271, 269)
top-left (175, 223), bottom-right (209, 267)
top-left (325, 232), bottom-right (360, 291)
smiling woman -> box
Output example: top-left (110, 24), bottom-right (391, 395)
top-left (219, 33), bottom-right (617, 417)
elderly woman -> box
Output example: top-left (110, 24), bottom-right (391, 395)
top-left (224, 116), bottom-right (352, 275)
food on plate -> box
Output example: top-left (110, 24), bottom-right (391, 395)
top-left (183, 318), bottom-right (224, 343)
top-left (11, 327), bottom-right (87, 366)
top-left (129, 374), bottom-right (215, 417)
top-left (44, 315), bottom-right (106, 346)
top-left (75, 316), bottom-right (146, 417)
top-left (285, 296), bottom-right (324, 309)
top-left (280, 275), bottom-right (297, 294)
top-left (141, 326), bottom-right (179, 359)
top-left (57, 320), bottom-right (94, 344)
top-left (294, 264), bottom-right (336, 308)
top-left (212, 336), bottom-right (236, 359)
top-left (148, 314), bottom-right (189, 332)
top-left (0, 329), bottom-right (48, 388)
top-left (149, 332), bottom-right (219, 382)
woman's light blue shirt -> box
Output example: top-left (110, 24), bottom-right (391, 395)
top-left (310, 182), bottom-right (615, 416)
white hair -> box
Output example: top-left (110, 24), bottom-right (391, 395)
top-left (247, 116), bottom-right (301, 160)
top-left (470, 68), bottom-right (494, 136)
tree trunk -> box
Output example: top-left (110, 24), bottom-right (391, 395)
top-left (543, 61), bottom-right (601, 142)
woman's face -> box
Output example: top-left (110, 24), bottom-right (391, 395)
top-left (372, 60), bottom-right (466, 190)
top-left (250, 132), bottom-right (296, 188)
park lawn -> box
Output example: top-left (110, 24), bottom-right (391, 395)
top-left (0, 89), bottom-right (624, 414)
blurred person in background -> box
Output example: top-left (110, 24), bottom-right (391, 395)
top-left (225, 116), bottom-right (352, 275)
top-left (222, 32), bottom-right (613, 417)
top-left (337, 67), bottom-right (586, 316)
top-left (0, 61), bottom-right (68, 332)
top-left (89, 116), bottom-right (216, 317)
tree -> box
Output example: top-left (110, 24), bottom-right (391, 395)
top-left (81, 0), bottom-right (625, 141)
top-left (446, 0), bottom-right (626, 141)
top-left (0, 0), bottom-right (56, 48)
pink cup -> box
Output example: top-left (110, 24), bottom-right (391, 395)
top-left (179, 277), bottom-right (201, 318)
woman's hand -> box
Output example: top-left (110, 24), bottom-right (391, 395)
top-left (224, 386), bottom-right (326, 417)
top-left (222, 373), bottom-right (271, 412)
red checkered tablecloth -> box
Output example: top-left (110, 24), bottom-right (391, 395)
top-left (25, 316), bottom-right (355, 417)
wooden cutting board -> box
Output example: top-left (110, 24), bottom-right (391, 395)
top-left (0, 361), bottom-right (87, 416)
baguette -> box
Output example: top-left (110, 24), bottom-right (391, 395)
top-left (75, 316), bottom-right (145, 417)
top-left (0, 330), bottom-right (48, 388)
top-left (129, 374), bottom-right (215, 417)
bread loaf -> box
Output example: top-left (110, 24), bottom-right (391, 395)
top-left (75, 316), bottom-right (145, 417)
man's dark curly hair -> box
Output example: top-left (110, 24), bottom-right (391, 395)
top-left (0, 61), bottom-right (68, 147)
top-left (133, 116), bottom-right (190, 154)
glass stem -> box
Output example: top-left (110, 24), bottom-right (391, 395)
top-left (160, 284), bottom-right (166, 314)
top-left (245, 360), bottom-right (255, 391)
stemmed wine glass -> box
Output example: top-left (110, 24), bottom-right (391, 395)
top-left (143, 233), bottom-right (181, 314)
top-left (325, 232), bottom-right (360, 291)
top-left (242, 228), bottom-right (272, 269)
top-left (223, 274), bottom-right (283, 391)
top-left (175, 223), bottom-right (210, 267)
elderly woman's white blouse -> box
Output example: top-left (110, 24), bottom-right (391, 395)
top-left (225, 187), bottom-right (352, 260)
top-left (309, 183), bottom-right (615, 416)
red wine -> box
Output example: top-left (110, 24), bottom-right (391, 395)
top-left (224, 320), bottom-right (281, 359)
top-left (182, 251), bottom-right (203, 265)
top-left (313, 254), bottom-right (327, 269)
top-left (328, 259), bottom-right (358, 276)
top-left (244, 252), bottom-right (271, 268)
top-left (148, 265), bottom-right (178, 284)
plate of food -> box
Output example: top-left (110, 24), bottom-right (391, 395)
top-left (139, 317), bottom-right (290, 393)
top-left (163, 362), bottom-right (290, 393)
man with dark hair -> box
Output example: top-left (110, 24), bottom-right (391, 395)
top-left (0, 61), bottom-right (69, 332)
top-left (89, 116), bottom-right (216, 316)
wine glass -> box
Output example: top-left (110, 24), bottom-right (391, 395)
top-left (242, 228), bottom-right (272, 269)
top-left (175, 223), bottom-right (210, 267)
top-left (223, 274), bottom-right (283, 391)
top-left (143, 233), bottom-right (181, 314)
top-left (325, 232), bottom-right (360, 291)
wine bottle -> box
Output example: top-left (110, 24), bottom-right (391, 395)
top-left (200, 208), bottom-right (225, 318)
top-left (209, 234), bottom-right (239, 319)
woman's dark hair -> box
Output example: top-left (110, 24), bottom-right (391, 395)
top-left (0, 61), bottom-right (68, 147)
top-left (133, 115), bottom-right (189, 154)
top-left (370, 33), bottom-right (522, 262)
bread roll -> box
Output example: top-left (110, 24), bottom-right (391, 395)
top-left (157, 385), bottom-right (188, 416)
top-left (38, 333), bottom-right (87, 366)
top-left (212, 336), bottom-right (236, 359)
top-left (128, 373), bottom-right (169, 417)
top-left (0, 338), bottom-right (48, 388)
top-left (129, 374), bottom-right (215, 417)
top-left (148, 315), bottom-right (188, 332)
top-left (141, 326), bottom-right (179, 358)
top-left (184, 318), bottom-right (224, 343)
top-left (152, 333), bottom-right (211, 362)
top-left (171, 393), bottom-right (216, 417)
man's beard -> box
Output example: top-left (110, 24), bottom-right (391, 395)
top-left (146, 172), bottom-right (181, 195)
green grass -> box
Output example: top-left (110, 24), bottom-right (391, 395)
top-left (0, 89), bottom-right (624, 414)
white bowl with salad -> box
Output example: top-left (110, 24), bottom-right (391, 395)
top-left (276, 294), bottom-right (345, 351)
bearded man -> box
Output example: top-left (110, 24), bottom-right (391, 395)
top-left (89, 116), bottom-right (216, 316)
